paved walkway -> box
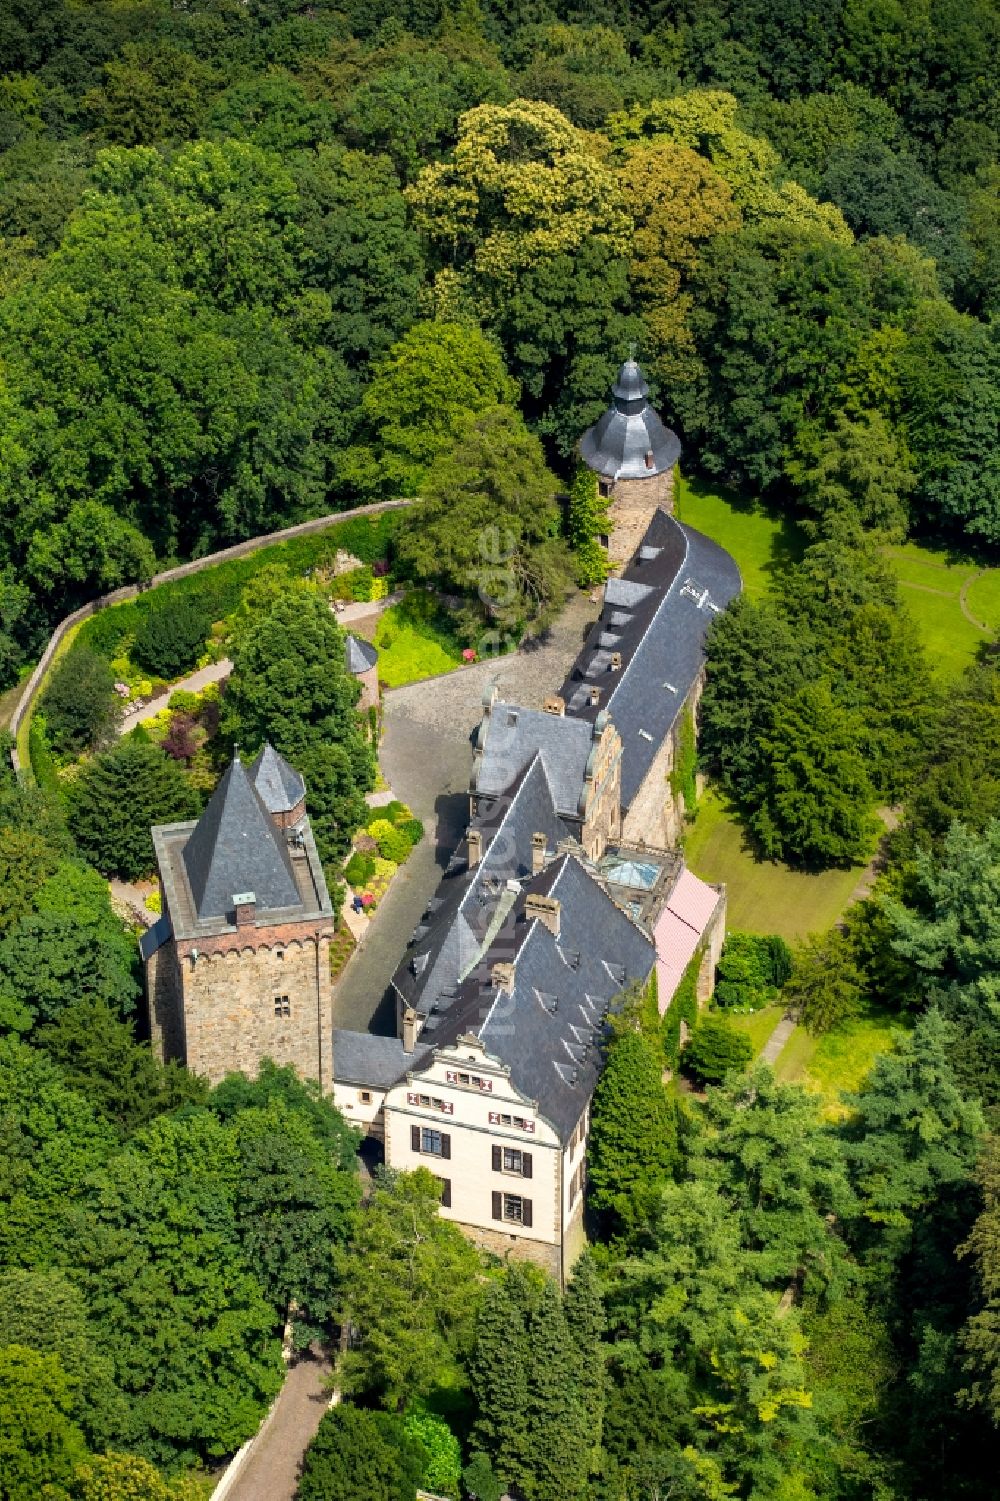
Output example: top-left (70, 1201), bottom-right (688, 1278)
top-left (760, 1012), bottom-right (797, 1066)
top-left (116, 592), bottom-right (401, 737)
top-left (118, 659), bottom-right (232, 734)
top-left (222, 1350), bottom-right (332, 1501)
top-left (331, 592), bottom-right (602, 1035)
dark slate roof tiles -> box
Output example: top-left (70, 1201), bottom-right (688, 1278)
top-left (345, 633), bottom-right (378, 675)
top-left (472, 703), bottom-right (592, 817)
top-left (333, 1029), bottom-right (432, 1088)
top-left (248, 742), bottom-right (305, 815)
top-left (181, 755), bottom-right (301, 921)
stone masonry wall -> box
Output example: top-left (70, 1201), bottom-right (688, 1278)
top-left (622, 727), bottom-right (677, 848)
top-left (460, 1222), bottom-right (562, 1281)
top-left (147, 938), bottom-right (185, 1063)
top-left (607, 468), bottom-right (674, 569)
top-left (354, 663), bottom-right (379, 714)
top-left (176, 931), bottom-right (334, 1090)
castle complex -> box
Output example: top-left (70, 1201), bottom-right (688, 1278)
top-left (144, 360), bottom-right (742, 1283)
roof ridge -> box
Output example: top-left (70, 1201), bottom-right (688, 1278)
top-left (182, 755), bottom-right (301, 921)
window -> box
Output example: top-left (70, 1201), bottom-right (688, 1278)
top-left (492, 1191), bottom-right (532, 1228)
top-left (273, 995), bottom-right (290, 1018)
top-left (411, 1124), bottom-right (450, 1159)
top-left (492, 1145), bottom-right (533, 1177)
top-left (438, 1178), bottom-right (451, 1209)
top-left (359, 1090), bottom-right (372, 1105)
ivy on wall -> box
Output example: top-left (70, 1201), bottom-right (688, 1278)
top-left (670, 704), bottom-right (698, 816)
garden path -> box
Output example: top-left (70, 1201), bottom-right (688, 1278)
top-left (118, 659), bottom-right (232, 734)
top-left (759, 1012), bottom-right (797, 1066)
top-left (217, 1348), bottom-right (332, 1501)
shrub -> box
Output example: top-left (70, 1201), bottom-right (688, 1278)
top-left (402, 1409), bottom-right (461, 1499)
top-left (714, 932), bottom-right (794, 1011)
top-left (682, 1014), bottom-right (753, 1084)
top-left (385, 800), bottom-right (410, 823)
top-left (399, 817), bottom-right (424, 847)
top-left (133, 597), bottom-right (214, 679)
top-left (40, 646), bottom-right (120, 755)
top-left (344, 852), bottom-right (375, 887)
top-left (298, 1405), bottom-right (424, 1501)
top-left (371, 821), bottom-right (411, 864)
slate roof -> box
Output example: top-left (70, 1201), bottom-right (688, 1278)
top-left (392, 754), bottom-right (573, 1017)
top-left (248, 743), bottom-right (305, 816)
top-left (580, 358), bottom-right (682, 481)
top-left (472, 703), bottom-right (593, 817)
top-left (345, 634), bottom-right (378, 675)
top-left (413, 854), bottom-right (655, 1139)
top-left (182, 754), bottom-right (301, 921)
top-left (559, 511), bottom-right (742, 807)
top-left (333, 1029), bottom-right (432, 1088)
top-left (139, 912), bottom-right (171, 961)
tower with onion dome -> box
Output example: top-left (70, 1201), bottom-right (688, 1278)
top-left (579, 357), bottom-right (681, 567)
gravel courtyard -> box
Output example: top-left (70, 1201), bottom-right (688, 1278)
top-left (331, 592), bottom-right (601, 1033)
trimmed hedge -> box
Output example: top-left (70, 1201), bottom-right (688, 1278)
top-left (72, 511), bottom-right (403, 672)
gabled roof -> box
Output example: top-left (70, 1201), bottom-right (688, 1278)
top-left (182, 754), bottom-right (301, 921)
top-left (472, 702), bottom-right (592, 817)
top-left (345, 634), bottom-right (378, 675)
top-left (414, 853), bottom-right (656, 1139)
top-left (560, 511), bottom-right (742, 808)
top-left (249, 743), bottom-right (305, 816)
top-left (393, 754), bottom-right (573, 1017)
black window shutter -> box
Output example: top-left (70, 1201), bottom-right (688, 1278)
top-left (441, 1132), bottom-right (451, 1160)
top-left (521, 1151), bottom-right (533, 1179)
top-left (522, 1197), bottom-right (533, 1228)
top-left (491, 1145), bottom-right (501, 1172)
top-left (411, 1125), bottom-right (420, 1153)
top-left (492, 1191), bottom-right (502, 1221)
top-left (441, 1178), bottom-right (451, 1208)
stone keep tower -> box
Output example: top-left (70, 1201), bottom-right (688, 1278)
top-left (142, 744), bottom-right (336, 1090)
top-left (579, 358), bottom-right (682, 568)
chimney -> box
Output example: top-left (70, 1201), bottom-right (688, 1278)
top-left (543, 694), bottom-right (565, 716)
top-left (589, 685), bottom-right (601, 707)
top-left (644, 449), bottom-right (654, 470)
top-left (467, 827), bottom-right (482, 867)
top-left (610, 651), bottom-right (622, 671)
top-left (402, 1005), bottom-right (418, 1053)
top-left (525, 892), bottom-right (561, 938)
top-left (232, 891), bottom-right (256, 928)
top-left (491, 960), bottom-right (515, 991)
top-left (531, 831), bottom-right (547, 876)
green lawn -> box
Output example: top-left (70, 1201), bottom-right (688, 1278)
top-left (728, 1004), bottom-right (785, 1058)
top-left (674, 482), bottom-right (1000, 684)
top-left (684, 787), bottom-right (865, 942)
top-left (674, 473), bottom-right (804, 601)
top-left (373, 595), bottom-right (465, 688)
top-left (773, 1010), bottom-right (905, 1120)
top-left (883, 542), bottom-right (991, 681)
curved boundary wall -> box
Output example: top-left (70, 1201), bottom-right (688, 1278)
top-left (9, 498), bottom-right (413, 775)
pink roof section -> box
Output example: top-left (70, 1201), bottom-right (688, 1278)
top-left (653, 868), bottom-right (721, 1013)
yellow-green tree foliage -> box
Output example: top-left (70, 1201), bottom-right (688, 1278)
top-left (408, 98), bottom-right (631, 294)
top-left (620, 140), bottom-right (740, 385)
top-left (610, 91), bottom-right (853, 245)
